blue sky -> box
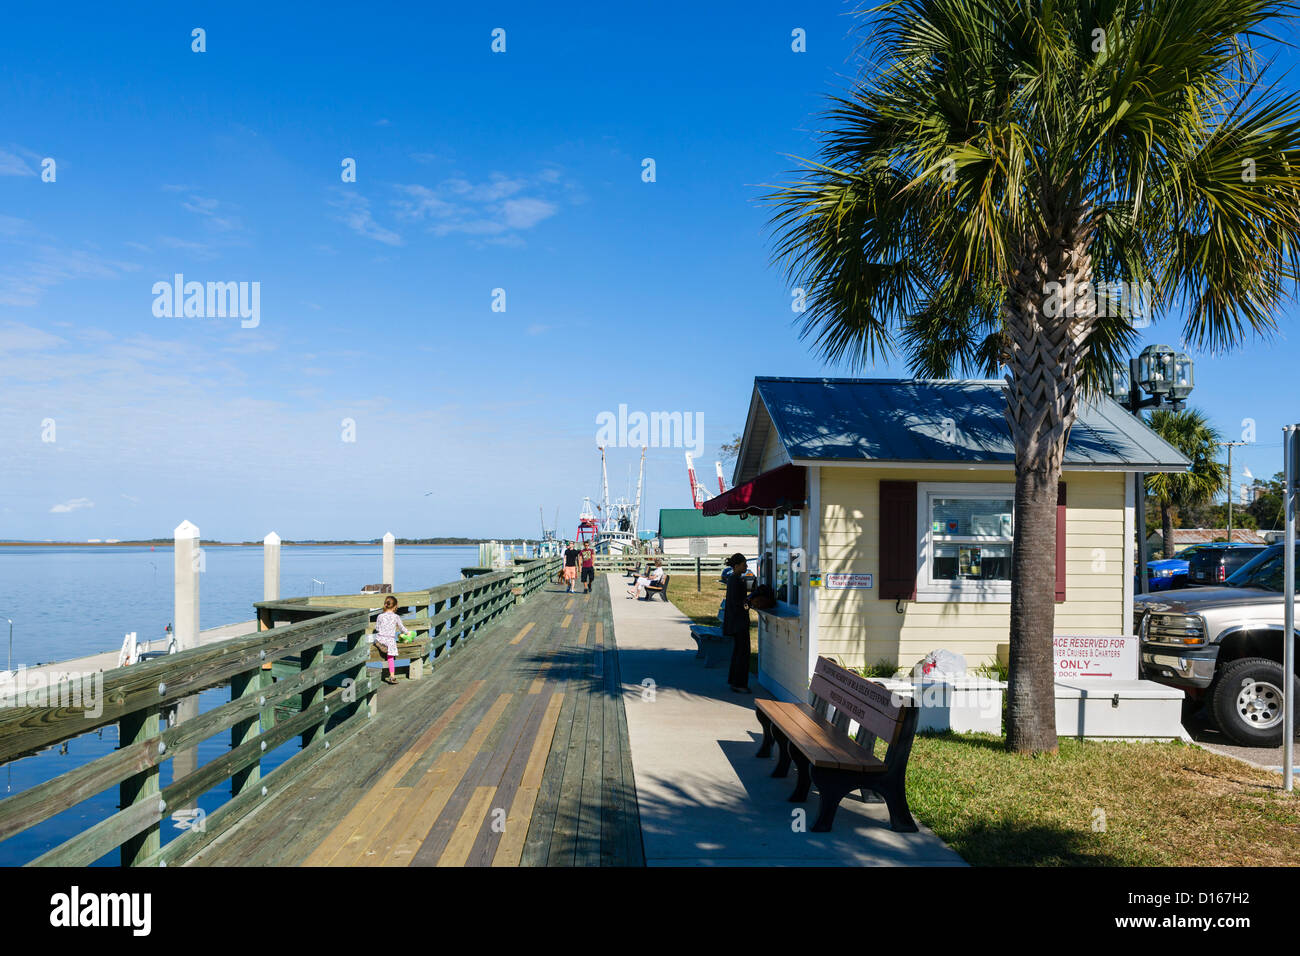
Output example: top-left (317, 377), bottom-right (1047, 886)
top-left (1, 2), bottom-right (1298, 541)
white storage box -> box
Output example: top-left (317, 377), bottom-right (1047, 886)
top-left (876, 677), bottom-right (1006, 734)
top-left (1054, 678), bottom-right (1186, 740)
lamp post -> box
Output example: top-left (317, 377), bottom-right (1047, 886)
top-left (1107, 345), bottom-right (1195, 595)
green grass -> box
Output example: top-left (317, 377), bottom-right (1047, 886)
top-left (906, 733), bottom-right (1300, 865)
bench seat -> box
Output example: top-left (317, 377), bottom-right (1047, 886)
top-left (755, 700), bottom-right (887, 772)
top-left (754, 657), bottom-right (918, 832)
top-left (688, 624), bottom-right (732, 668)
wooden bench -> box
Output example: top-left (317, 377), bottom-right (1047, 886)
top-left (368, 635), bottom-right (432, 679)
top-left (688, 625), bottom-right (733, 667)
top-left (643, 573), bottom-right (670, 601)
top-left (754, 656), bottom-right (918, 832)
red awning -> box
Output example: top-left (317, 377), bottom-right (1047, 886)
top-left (703, 463), bottom-right (806, 516)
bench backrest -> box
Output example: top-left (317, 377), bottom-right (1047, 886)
top-left (809, 656), bottom-right (913, 755)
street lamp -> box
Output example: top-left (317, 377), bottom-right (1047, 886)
top-left (1107, 345), bottom-right (1196, 594)
top-left (1110, 345), bottom-right (1193, 413)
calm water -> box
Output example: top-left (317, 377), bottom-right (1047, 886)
top-left (0, 544), bottom-right (482, 865)
top-left (0, 544), bottom-right (481, 667)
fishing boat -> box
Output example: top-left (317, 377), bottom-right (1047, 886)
top-left (574, 447), bottom-right (645, 555)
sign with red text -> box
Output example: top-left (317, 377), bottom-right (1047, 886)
top-left (1053, 634), bottom-right (1137, 679)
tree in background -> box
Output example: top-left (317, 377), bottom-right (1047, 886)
top-left (718, 433), bottom-right (743, 466)
top-left (766, 0), bottom-right (1300, 753)
top-left (1246, 472), bottom-right (1286, 530)
top-left (1145, 409), bottom-right (1227, 557)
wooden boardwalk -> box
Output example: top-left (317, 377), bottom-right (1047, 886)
top-left (189, 574), bottom-right (644, 866)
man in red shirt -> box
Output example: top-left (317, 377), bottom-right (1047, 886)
top-left (580, 543), bottom-right (596, 593)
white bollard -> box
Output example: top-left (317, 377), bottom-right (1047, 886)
top-left (264, 532), bottom-right (281, 601)
top-left (173, 520), bottom-right (200, 651)
top-left (382, 532), bottom-right (395, 589)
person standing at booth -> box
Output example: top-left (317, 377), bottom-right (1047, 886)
top-left (723, 552), bottom-right (752, 693)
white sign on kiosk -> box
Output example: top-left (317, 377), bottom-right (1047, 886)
top-left (1052, 634), bottom-right (1137, 680)
top-left (823, 572), bottom-right (873, 589)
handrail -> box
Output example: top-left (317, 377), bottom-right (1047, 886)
top-left (0, 554), bottom-right (563, 867)
top-left (0, 604), bottom-right (372, 866)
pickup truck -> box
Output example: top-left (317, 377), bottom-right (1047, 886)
top-left (1137, 543), bottom-right (1298, 746)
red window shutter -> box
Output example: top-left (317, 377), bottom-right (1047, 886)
top-left (1055, 481), bottom-right (1067, 603)
top-left (879, 481), bottom-right (917, 600)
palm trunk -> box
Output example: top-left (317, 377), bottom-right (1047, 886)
top-left (1162, 502), bottom-right (1175, 559)
top-left (1002, 212), bottom-right (1095, 755)
top-left (1007, 465), bottom-right (1062, 753)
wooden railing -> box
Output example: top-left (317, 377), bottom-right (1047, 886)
top-left (595, 555), bottom-right (727, 575)
top-left (0, 556), bottom-right (563, 868)
top-left (0, 604), bottom-right (372, 867)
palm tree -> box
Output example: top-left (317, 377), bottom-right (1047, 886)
top-left (1145, 409), bottom-right (1227, 558)
top-left (766, 0), bottom-right (1300, 753)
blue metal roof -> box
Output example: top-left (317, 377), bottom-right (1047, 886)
top-left (749, 378), bottom-right (1190, 472)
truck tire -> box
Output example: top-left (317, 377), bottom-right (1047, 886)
top-left (1211, 657), bottom-right (1294, 747)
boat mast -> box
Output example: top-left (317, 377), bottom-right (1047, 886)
top-left (633, 446), bottom-right (645, 534)
top-left (600, 445), bottom-right (611, 532)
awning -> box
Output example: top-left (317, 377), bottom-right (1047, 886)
top-left (703, 463), bottom-right (806, 516)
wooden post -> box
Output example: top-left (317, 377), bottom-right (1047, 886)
top-left (173, 520), bottom-right (200, 651)
top-left (696, 556), bottom-right (701, 592)
top-left (172, 520), bottom-right (201, 790)
top-left (382, 532), bottom-right (395, 589)
top-left (229, 668), bottom-right (261, 797)
top-left (300, 641), bottom-right (324, 749)
top-left (119, 706), bottom-right (161, 866)
top-left (264, 531), bottom-right (281, 601)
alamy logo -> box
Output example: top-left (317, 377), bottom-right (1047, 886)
top-left (0, 668), bottom-right (103, 719)
top-left (595, 404), bottom-right (704, 457)
top-left (50, 886), bottom-right (151, 936)
top-left (152, 274), bottom-right (260, 328)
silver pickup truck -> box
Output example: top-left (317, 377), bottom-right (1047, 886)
top-left (1136, 543), bottom-right (1297, 746)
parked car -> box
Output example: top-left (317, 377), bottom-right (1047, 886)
top-left (1185, 543), bottom-right (1267, 587)
top-left (1146, 545), bottom-right (1205, 591)
top-left (1137, 544), bottom-right (1298, 746)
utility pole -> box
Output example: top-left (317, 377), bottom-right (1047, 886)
top-left (1220, 441), bottom-right (1248, 541)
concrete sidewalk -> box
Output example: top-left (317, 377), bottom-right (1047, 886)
top-left (607, 575), bottom-right (964, 866)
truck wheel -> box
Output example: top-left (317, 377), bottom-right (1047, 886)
top-left (1211, 657), bottom-right (1293, 747)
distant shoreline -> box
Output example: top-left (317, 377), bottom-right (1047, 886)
top-left (0, 541), bottom-right (515, 548)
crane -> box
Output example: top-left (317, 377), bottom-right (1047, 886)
top-left (685, 453), bottom-right (708, 510)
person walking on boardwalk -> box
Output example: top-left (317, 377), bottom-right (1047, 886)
top-left (723, 553), bottom-right (752, 693)
top-left (374, 595), bottom-right (410, 685)
top-left (579, 541), bottom-right (596, 593)
top-left (562, 541), bottom-right (580, 592)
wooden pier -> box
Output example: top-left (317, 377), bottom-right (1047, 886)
top-left (0, 558), bottom-right (645, 867)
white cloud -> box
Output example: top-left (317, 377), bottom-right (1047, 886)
top-left (331, 191), bottom-right (402, 246)
top-left (503, 198), bottom-right (557, 230)
top-left (0, 321), bottom-right (65, 353)
top-left (180, 194), bottom-right (242, 232)
top-left (50, 498), bottom-right (94, 514)
top-left (0, 246), bottom-right (137, 307)
top-left (0, 150), bottom-right (34, 176)
top-left (392, 170), bottom-right (565, 240)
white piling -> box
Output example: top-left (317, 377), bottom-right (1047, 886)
top-left (264, 532), bottom-right (281, 601)
top-left (382, 532), bottom-right (395, 589)
top-left (173, 520), bottom-right (200, 651)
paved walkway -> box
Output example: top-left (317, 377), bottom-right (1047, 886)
top-left (608, 575), bottom-right (964, 866)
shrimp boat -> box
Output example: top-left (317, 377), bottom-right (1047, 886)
top-left (574, 447), bottom-right (646, 555)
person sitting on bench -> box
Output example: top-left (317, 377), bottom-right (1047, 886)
top-left (643, 562), bottom-right (669, 600)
